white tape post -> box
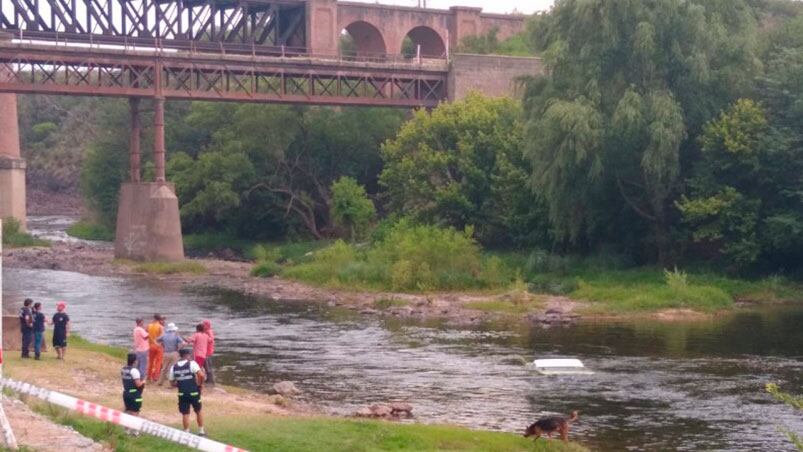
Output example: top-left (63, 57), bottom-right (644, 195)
top-left (1, 378), bottom-right (248, 452)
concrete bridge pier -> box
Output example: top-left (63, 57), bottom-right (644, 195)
top-left (114, 97), bottom-right (184, 262)
top-left (0, 91), bottom-right (26, 230)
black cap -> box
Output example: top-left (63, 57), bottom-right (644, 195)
top-left (179, 348), bottom-right (192, 357)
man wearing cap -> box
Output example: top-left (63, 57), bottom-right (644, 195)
top-left (121, 353), bottom-right (145, 417)
top-left (146, 314), bottom-right (165, 382)
top-left (157, 323), bottom-right (185, 386)
top-left (169, 348), bottom-right (206, 436)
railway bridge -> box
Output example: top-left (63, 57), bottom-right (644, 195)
top-left (0, 0), bottom-right (541, 260)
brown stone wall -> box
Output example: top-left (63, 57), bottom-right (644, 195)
top-left (448, 53), bottom-right (543, 100)
top-left (0, 93), bottom-right (20, 159)
top-left (307, 0), bottom-right (339, 55)
top-left (3, 316), bottom-right (22, 351)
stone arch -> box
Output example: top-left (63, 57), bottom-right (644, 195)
top-left (342, 21), bottom-right (387, 57)
top-left (404, 26), bottom-right (446, 58)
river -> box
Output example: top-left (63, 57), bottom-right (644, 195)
top-left (4, 216), bottom-right (802, 451)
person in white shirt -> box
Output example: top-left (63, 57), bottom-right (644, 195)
top-left (169, 348), bottom-right (206, 436)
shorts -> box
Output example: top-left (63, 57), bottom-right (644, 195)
top-left (194, 356), bottom-right (206, 368)
top-left (178, 392), bottom-right (202, 415)
top-left (53, 334), bottom-right (67, 348)
top-left (123, 394), bottom-right (142, 413)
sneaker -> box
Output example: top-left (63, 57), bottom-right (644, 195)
top-left (198, 431), bottom-right (206, 437)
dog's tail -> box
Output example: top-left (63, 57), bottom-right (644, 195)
top-left (568, 411), bottom-right (579, 423)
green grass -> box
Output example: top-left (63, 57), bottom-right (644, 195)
top-left (68, 334), bottom-right (127, 360)
top-left (33, 407), bottom-right (587, 452)
top-left (66, 220), bottom-right (115, 241)
top-left (184, 232), bottom-right (328, 264)
top-left (114, 259), bottom-right (207, 275)
top-left (2, 217), bottom-right (49, 248)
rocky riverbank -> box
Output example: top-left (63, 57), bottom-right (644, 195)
top-left (3, 241), bottom-right (583, 328)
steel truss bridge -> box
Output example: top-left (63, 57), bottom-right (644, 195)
top-left (0, 0), bottom-right (449, 107)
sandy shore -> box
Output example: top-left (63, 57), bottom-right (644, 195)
top-left (3, 241), bottom-right (583, 327)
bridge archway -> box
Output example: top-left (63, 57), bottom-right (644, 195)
top-left (404, 26), bottom-right (446, 58)
top-left (341, 21), bottom-right (387, 58)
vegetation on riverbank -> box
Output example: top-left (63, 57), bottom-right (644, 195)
top-left (2, 217), bottom-right (48, 248)
top-left (5, 337), bottom-right (587, 452)
top-left (65, 220), bottom-right (114, 241)
top-left (114, 259), bottom-right (207, 275)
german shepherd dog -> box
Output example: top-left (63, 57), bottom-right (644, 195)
top-left (523, 411), bottom-right (578, 442)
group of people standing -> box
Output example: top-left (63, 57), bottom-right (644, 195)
top-left (131, 315), bottom-right (216, 386)
top-left (18, 298), bottom-right (70, 360)
top-left (127, 314), bottom-right (217, 436)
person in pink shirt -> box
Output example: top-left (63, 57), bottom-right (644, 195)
top-left (132, 318), bottom-right (149, 377)
top-left (187, 323), bottom-right (209, 368)
top-left (202, 320), bottom-right (216, 385)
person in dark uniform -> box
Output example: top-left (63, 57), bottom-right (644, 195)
top-left (32, 302), bottom-right (46, 360)
top-left (19, 298), bottom-right (34, 358)
top-left (121, 353), bottom-right (145, 416)
top-left (169, 348), bottom-right (206, 436)
top-left (52, 301), bottom-right (70, 360)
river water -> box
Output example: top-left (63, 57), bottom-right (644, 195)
top-left (4, 217), bottom-right (803, 451)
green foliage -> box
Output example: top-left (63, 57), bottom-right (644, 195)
top-left (66, 220), bottom-right (115, 241)
top-left (458, 27), bottom-right (533, 56)
top-left (523, 0), bottom-right (761, 263)
top-left (80, 100), bottom-right (131, 227)
top-left (1, 217), bottom-right (49, 248)
top-left (284, 221), bottom-right (514, 291)
top-left (766, 383), bottom-right (803, 450)
top-left (678, 99), bottom-right (803, 272)
top-left (251, 260), bottom-right (282, 278)
top-left (331, 176), bottom-right (376, 241)
top-left (380, 93), bottom-right (549, 248)
top-left (115, 259), bottom-right (207, 275)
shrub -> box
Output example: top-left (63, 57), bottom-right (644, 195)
top-left (331, 176), bottom-right (376, 241)
top-left (2, 217), bottom-right (49, 248)
top-left (251, 260), bottom-right (282, 278)
top-left (66, 221), bottom-right (115, 241)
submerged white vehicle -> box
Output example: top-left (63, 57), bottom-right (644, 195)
top-left (532, 358), bottom-right (594, 375)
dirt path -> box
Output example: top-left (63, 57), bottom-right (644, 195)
top-left (3, 242), bottom-right (583, 327)
top-left (3, 397), bottom-right (109, 452)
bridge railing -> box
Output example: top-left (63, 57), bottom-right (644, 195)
top-left (3, 29), bottom-right (448, 68)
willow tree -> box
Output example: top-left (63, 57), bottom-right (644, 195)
top-left (523, 0), bottom-right (761, 263)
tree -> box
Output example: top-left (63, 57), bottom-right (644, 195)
top-left (331, 176), bottom-right (376, 241)
top-left (523, 0), bottom-right (761, 263)
top-left (458, 27), bottom-right (532, 56)
top-left (380, 93), bottom-right (548, 247)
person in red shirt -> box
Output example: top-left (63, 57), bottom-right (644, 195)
top-left (186, 324), bottom-right (209, 369)
top-left (202, 320), bottom-right (216, 385)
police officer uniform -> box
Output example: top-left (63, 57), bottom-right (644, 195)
top-left (121, 365), bottom-right (144, 413)
top-left (170, 359), bottom-right (202, 415)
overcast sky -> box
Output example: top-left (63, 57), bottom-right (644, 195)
top-left (347, 0), bottom-right (555, 15)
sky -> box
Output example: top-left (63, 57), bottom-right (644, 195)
top-left (346, 0), bottom-right (555, 15)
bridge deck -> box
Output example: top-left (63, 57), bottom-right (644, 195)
top-left (0, 40), bottom-right (448, 107)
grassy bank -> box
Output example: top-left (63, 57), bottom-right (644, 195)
top-left (113, 259), bottom-right (207, 275)
top-left (2, 217), bottom-right (48, 248)
top-left (5, 336), bottom-right (586, 452)
top-left (66, 220), bottom-right (115, 241)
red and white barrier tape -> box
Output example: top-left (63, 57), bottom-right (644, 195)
top-left (0, 378), bottom-right (247, 452)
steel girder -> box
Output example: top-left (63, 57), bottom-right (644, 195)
top-left (0, 44), bottom-right (448, 107)
top-left (0, 0), bottom-right (307, 55)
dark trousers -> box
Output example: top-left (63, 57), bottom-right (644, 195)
top-left (34, 331), bottom-right (44, 358)
top-left (21, 330), bottom-right (34, 357)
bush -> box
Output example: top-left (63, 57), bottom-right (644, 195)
top-left (284, 221), bottom-right (506, 291)
top-left (66, 221), bottom-right (115, 241)
top-left (2, 217), bottom-right (49, 248)
top-left (251, 260), bottom-right (282, 278)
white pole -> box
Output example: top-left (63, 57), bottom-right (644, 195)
top-left (0, 218), bottom-right (20, 449)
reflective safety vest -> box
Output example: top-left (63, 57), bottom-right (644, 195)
top-left (173, 361), bottom-right (200, 396)
top-left (121, 366), bottom-right (143, 399)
